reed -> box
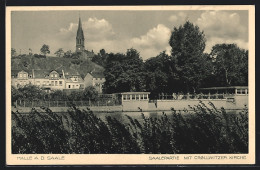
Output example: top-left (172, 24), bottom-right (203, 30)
top-left (12, 102), bottom-right (248, 154)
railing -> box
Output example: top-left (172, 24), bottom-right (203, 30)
top-left (158, 94), bottom-right (226, 100)
top-left (13, 99), bottom-right (121, 108)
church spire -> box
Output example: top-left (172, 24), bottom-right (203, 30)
top-left (76, 15), bottom-right (85, 52)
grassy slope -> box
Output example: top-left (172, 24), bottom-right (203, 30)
top-left (11, 55), bottom-right (104, 78)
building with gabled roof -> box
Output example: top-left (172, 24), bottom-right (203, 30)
top-left (84, 71), bottom-right (105, 93)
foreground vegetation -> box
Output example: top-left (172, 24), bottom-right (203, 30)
top-left (12, 102), bottom-right (248, 154)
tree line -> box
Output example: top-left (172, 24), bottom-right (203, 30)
top-left (97, 21), bottom-right (248, 98)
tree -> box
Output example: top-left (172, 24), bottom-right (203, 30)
top-left (92, 49), bottom-right (108, 67)
top-left (40, 44), bottom-right (50, 56)
top-left (11, 48), bottom-right (16, 57)
top-left (210, 43), bottom-right (248, 86)
top-left (103, 48), bottom-right (146, 93)
top-left (50, 90), bottom-right (67, 100)
top-left (64, 50), bottom-right (72, 58)
top-left (29, 48), bottom-right (33, 55)
top-left (14, 84), bottom-right (46, 101)
top-left (82, 86), bottom-right (98, 100)
top-left (144, 51), bottom-right (179, 98)
top-left (54, 48), bottom-right (64, 57)
top-left (169, 21), bottom-right (208, 92)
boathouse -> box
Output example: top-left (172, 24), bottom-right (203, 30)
top-left (120, 92), bottom-right (150, 111)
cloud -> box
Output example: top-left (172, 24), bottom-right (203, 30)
top-left (205, 37), bottom-right (248, 53)
top-left (58, 17), bottom-right (115, 41)
top-left (196, 11), bottom-right (248, 52)
top-left (46, 17), bottom-right (116, 54)
top-left (168, 12), bottom-right (188, 24)
top-left (58, 22), bottom-right (172, 60)
top-left (130, 24), bottom-right (172, 60)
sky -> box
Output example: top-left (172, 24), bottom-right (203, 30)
top-left (11, 10), bottom-right (248, 60)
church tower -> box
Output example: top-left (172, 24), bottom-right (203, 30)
top-left (76, 17), bottom-right (85, 53)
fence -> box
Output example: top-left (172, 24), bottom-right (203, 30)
top-left (14, 99), bottom-right (121, 108)
top-left (158, 93), bottom-right (226, 100)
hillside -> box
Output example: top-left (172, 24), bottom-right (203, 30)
top-left (11, 55), bottom-right (104, 78)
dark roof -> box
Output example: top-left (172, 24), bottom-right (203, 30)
top-left (120, 92), bottom-right (150, 95)
top-left (11, 69), bottom-right (32, 77)
top-left (90, 72), bottom-right (105, 78)
top-left (33, 69), bottom-right (50, 78)
top-left (199, 86), bottom-right (248, 90)
top-left (63, 68), bottom-right (79, 76)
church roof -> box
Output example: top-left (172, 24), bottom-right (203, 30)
top-left (76, 17), bottom-right (84, 39)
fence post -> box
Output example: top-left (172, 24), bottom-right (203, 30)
top-left (15, 100), bottom-right (17, 108)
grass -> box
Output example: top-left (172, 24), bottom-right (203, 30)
top-left (12, 102), bottom-right (248, 154)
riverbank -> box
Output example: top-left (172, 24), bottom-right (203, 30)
top-left (11, 98), bottom-right (247, 113)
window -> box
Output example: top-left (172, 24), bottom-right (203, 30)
top-left (140, 95), bottom-right (144, 100)
top-left (127, 95), bottom-right (131, 100)
top-left (51, 74), bottom-right (54, 77)
top-left (19, 74), bottom-right (23, 78)
top-left (51, 81), bottom-right (54, 86)
top-left (55, 74), bottom-right (57, 77)
top-left (68, 85), bottom-right (71, 88)
top-left (132, 95), bottom-right (135, 100)
top-left (23, 73), bottom-right (27, 78)
top-left (55, 81), bottom-right (58, 86)
top-left (123, 95), bottom-right (127, 100)
top-left (241, 89), bottom-right (246, 94)
top-left (73, 85), bottom-right (75, 88)
top-left (136, 95), bottom-right (139, 100)
top-left (144, 94), bottom-right (148, 100)
top-left (59, 81), bottom-right (62, 86)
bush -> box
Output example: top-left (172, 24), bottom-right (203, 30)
top-left (12, 102), bottom-right (248, 154)
top-left (71, 59), bottom-right (83, 65)
top-left (12, 84), bottom-right (47, 102)
top-left (34, 54), bottom-right (46, 58)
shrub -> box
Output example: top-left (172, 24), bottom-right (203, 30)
top-left (71, 59), bottom-right (83, 65)
top-left (34, 54), bottom-right (46, 58)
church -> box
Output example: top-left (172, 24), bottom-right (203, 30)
top-left (75, 16), bottom-right (95, 60)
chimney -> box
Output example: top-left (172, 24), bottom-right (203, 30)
top-left (62, 69), bottom-right (65, 79)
